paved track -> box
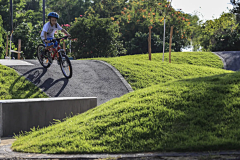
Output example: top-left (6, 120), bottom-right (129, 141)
top-left (7, 59), bottom-right (133, 106)
top-left (213, 51), bottom-right (240, 71)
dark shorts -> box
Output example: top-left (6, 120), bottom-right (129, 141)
top-left (42, 38), bottom-right (54, 47)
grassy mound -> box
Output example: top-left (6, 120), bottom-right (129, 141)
top-left (0, 65), bottom-right (48, 99)
top-left (92, 52), bottom-right (224, 68)
top-left (12, 71), bottom-right (240, 153)
top-left (12, 51), bottom-right (238, 153)
top-left (89, 52), bottom-right (226, 90)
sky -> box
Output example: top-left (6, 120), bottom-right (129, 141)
top-left (171, 0), bottom-right (234, 22)
top-left (171, 0), bottom-right (234, 51)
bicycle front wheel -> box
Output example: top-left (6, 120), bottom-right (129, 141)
top-left (37, 44), bottom-right (51, 68)
top-left (59, 53), bottom-right (72, 79)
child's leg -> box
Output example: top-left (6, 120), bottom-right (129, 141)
top-left (43, 38), bottom-right (54, 50)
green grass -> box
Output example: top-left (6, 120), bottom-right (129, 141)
top-left (89, 52), bottom-right (226, 90)
top-left (0, 65), bottom-right (48, 99)
top-left (12, 51), bottom-right (240, 154)
top-left (11, 71), bottom-right (240, 153)
top-left (94, 52), bottom-right (224, 69)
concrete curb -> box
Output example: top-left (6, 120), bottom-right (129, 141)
top-left (93, 60), bottom-right (134, 92)
top-left (1, 144), bottom-right (240, 159)
top-left (212, 52), bottom-right (227, 70)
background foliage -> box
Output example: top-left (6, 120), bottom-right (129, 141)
top-left (0, 0), bottom-right (239, 59)
top-left (69, 15), bottom-right (126, 58)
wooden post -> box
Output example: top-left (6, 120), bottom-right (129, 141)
top-left (63, 41), bottom-right (66, 52)
top-left (18, 39), bottom-right (21, 60)
top-left (169, 26), bottom-right (173, 63)
top-left (5, 35), bottom-right (8, 57)
top-left (148, 26), bottom-right (152, 61)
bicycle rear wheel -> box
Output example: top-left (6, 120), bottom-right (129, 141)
top-left (59, 52), bottom-right (72, 79)
top-left (37, 44), bottom-right (51, 68)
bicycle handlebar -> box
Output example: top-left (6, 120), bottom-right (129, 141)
top-left (48, 36), bottom-right (71, 43)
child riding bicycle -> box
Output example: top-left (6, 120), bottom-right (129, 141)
top-left (40, 12), bottom-right (71, 57)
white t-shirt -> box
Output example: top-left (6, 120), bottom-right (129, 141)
top-left (40, 22), bottom-right (62, 40)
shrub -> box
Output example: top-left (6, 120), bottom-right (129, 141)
top-left (12, 22), bottom-right (43, 59)
top-left (199, 13), bottom-right (240, 51)
top-left (0, 15), bottom-right (6, 58)
top-left (69, 15), bottom-right (126, 58)
top-left (125, 31), bottom-right (169, 55)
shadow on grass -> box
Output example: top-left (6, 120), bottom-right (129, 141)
top-left (79, 71), bottom-right (240, 153)
top-left (9, 67), bottom-right (69, 98)
top-left (10, 70), bottom-right (240, 154)
top-left (9, 67), bottom-right (48, 98)
top-left (159, 71), bottom-right (240, 152)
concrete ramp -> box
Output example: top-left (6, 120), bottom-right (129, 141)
top-left (0, 97), bottom-right (97, 137)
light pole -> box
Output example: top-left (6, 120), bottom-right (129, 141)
top-left (9, 0), bottom-right (13, 58)
top-left (43, 0), bottom-right (45, 25)
top-left (10, 0), bottom-right (13, 33)
top-left (162, 16), bottom-right (165, 61)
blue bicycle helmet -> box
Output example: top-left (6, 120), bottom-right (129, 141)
top-left (48, 12), bottom-right (59, 19)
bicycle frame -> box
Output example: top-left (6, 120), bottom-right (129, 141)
top-left (37, 36), bottom-right (72, 78)
top-left (47, 40), bottom-right (64, 60)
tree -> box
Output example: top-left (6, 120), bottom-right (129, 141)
top-left (230, 0), bottom-right (240, 22)
top-left (0, 0), bottom-right (27, 32)
top-left (115, 0), bottom-right (192, 53)
top-left (46, 0), bottom-right (91, 24)
top-left (69, 15), bottom-right (126, 58)
top-left (24, 0), bottom-right (40, 11)
top-left (198, 12), bottom-right (240, 51)
top-left (0, 15), bottom-right (6, 58)
top-left (85, 0), bottom-right (127, 18)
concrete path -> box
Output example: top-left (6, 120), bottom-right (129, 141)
top-left (0, 59), bottom-right (133, 106)
top-left (0, 142), bottom-right (240, 160)
top-left (0, 59), bottom-right (34, 66)
top-left (213, 51), bottom-right (240, 71)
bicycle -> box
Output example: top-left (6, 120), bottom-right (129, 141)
top-left (36, 36), bottom-right (73, 79)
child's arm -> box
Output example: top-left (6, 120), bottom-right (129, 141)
top-left (61, 29), bottom-right (71, 37)
top-left (43, 32), bottom-right (50, 43)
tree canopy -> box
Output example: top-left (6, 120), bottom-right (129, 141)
top-left (0, 0), bottom-right (239, 59)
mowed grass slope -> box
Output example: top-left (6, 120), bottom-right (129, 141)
top-left (0, 65), bottom-right (48, 99)
top-left (12, 52), bottom-right (239, 153)
top-left (90, 52), bottom-right (225, 90)
top-left (108, 52), bottom-right (224, 68)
